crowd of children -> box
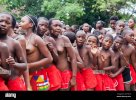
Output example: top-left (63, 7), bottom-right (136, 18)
top-left (0, 12), bottom-right (136, 91)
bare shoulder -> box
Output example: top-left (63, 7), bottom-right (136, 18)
top-left (8, 36), bottom-right (18, 43)
top-left (72, 46), bottom-right (77, 53)
top-left (0, 42), bottom-right (7, 46)
top-left (61, 35), bottom-right (72, 47)
top-left (61, 35), bottom-right (70, 42)
top-left (9, 37), bottom-right (21, 47)
top-left (0, 42), bottom-right (8, 50)
top-left (109, 48), bottom-right (115, 56)
top-left (33, 34), bottom-right (44, 43)
top-left (129, 44), bottom-right (135, 51)
top-left (16, 35), bottom-right (26, 43)
top-left (48, 36), bottom-right (56, 43)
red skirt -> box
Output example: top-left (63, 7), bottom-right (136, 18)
top-left (45, 65), bottom-right (61, 91)
top-left (129, 64), bottom-right (136, 84)
top-left (71, 71), bottom-right (86, 91)
top-left (59, 70), bottom-right (72, 89)
top-left (8, 77), bottom-right (26, 91)
top-left (112, 74), bottom-right (124, 91)
top-left (0, 76), bottom-right (26, 91)
top-left (81, 67), bottom-right (97, 89)
top-left (30, 68), bottom-right (50, 91)
top-left (95, 74), bottom-right (116, 91)
top-left (0, 77), bottom-right (9, 91)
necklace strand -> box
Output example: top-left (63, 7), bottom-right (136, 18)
top-left (26, 33), bottom-right (33, 46)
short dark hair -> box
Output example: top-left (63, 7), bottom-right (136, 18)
top-left (104, 34), bottom-right (114, 42)
top-left (10, 14), bottom-right (16, 29)
top-left (26, 15), bottom-right (37, 32)
top-left (82, 23), bottom-right (92, 32)
top-left (110, 16), bottom-right (119, 21)
top-left (122, 29), bottom-right (133, 37)
top-left (48, 18), bottom-right (60, 30)
top-left (96, 20), bottom-right (105, 27)
top-left (0, 12), bottom-right (16, 29)
top-left (87, 34), bottom-right (99, 45)
top-left (37, 17), bottom-right (48, 23)
top-left (64, 32), bottom-right (76, 43)
top-left (116, 20), bottom-right (125, 26)
top-left (114, 35), bottom-right (123, 41)
top-left (93, 30), bottom-right (102, 36)
top-left (129, 18), bottom-right (136, 23)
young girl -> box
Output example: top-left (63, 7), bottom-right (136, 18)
top-left (20, 15), bottom-right (53, 91)
top-left (49, 18), bottom-right (77, 91)
top-left (37, 17), bottom-right (61, 91)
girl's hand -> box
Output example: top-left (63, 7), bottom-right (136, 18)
top-left (6, 56), bottom-right (16, 67)
top-left (70, 76), bottom-right (76, 86)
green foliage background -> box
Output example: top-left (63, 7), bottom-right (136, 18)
top-left (0, 0), bottom-right (135, 26)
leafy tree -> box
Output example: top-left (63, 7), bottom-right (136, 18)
top-left (41, 0), bottom-right (84, 25)
top-left (0, 0), bottom-right (135, 26)
top-left (0, 0), bottom-right (44, 19)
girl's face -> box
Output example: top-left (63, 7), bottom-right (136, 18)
top-left (0, 14), bottom-right (12, 35)
top-left (116, 22), bottom-right (125, 33)
top-left (125, 31), bottom-right (134, 43)
top-left (50, 20), bottom-right (62, 37)
top-left (110, 20), bottom-right (116, 29)
top-left (113, 37), bottom-right (123, 50)
top-left (76, 33), bottom-right (86, 46)
top-left (96, 21), bottom-right (102, 28)
top-left (82, 23), bottom-right (90, 32)
top-left (86, 36), bottom-right (97, 47)
top-left (14, 22), bottom-right (19, 34)
top-left (98, 34), bottom-right (104, 43)
top-left (102, 37), bottom-right (113, 50)
top-left (20, 16), bottom-right (32, 30)
top-left (128, 19), bottom-right (135, 28)
top-left (37, 19), bottom-right (48, 36)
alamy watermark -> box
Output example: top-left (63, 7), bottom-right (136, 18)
top-left (116, 92), bottom-right (131, 98)
top-left (5, 93), bottom-right (16, 98)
